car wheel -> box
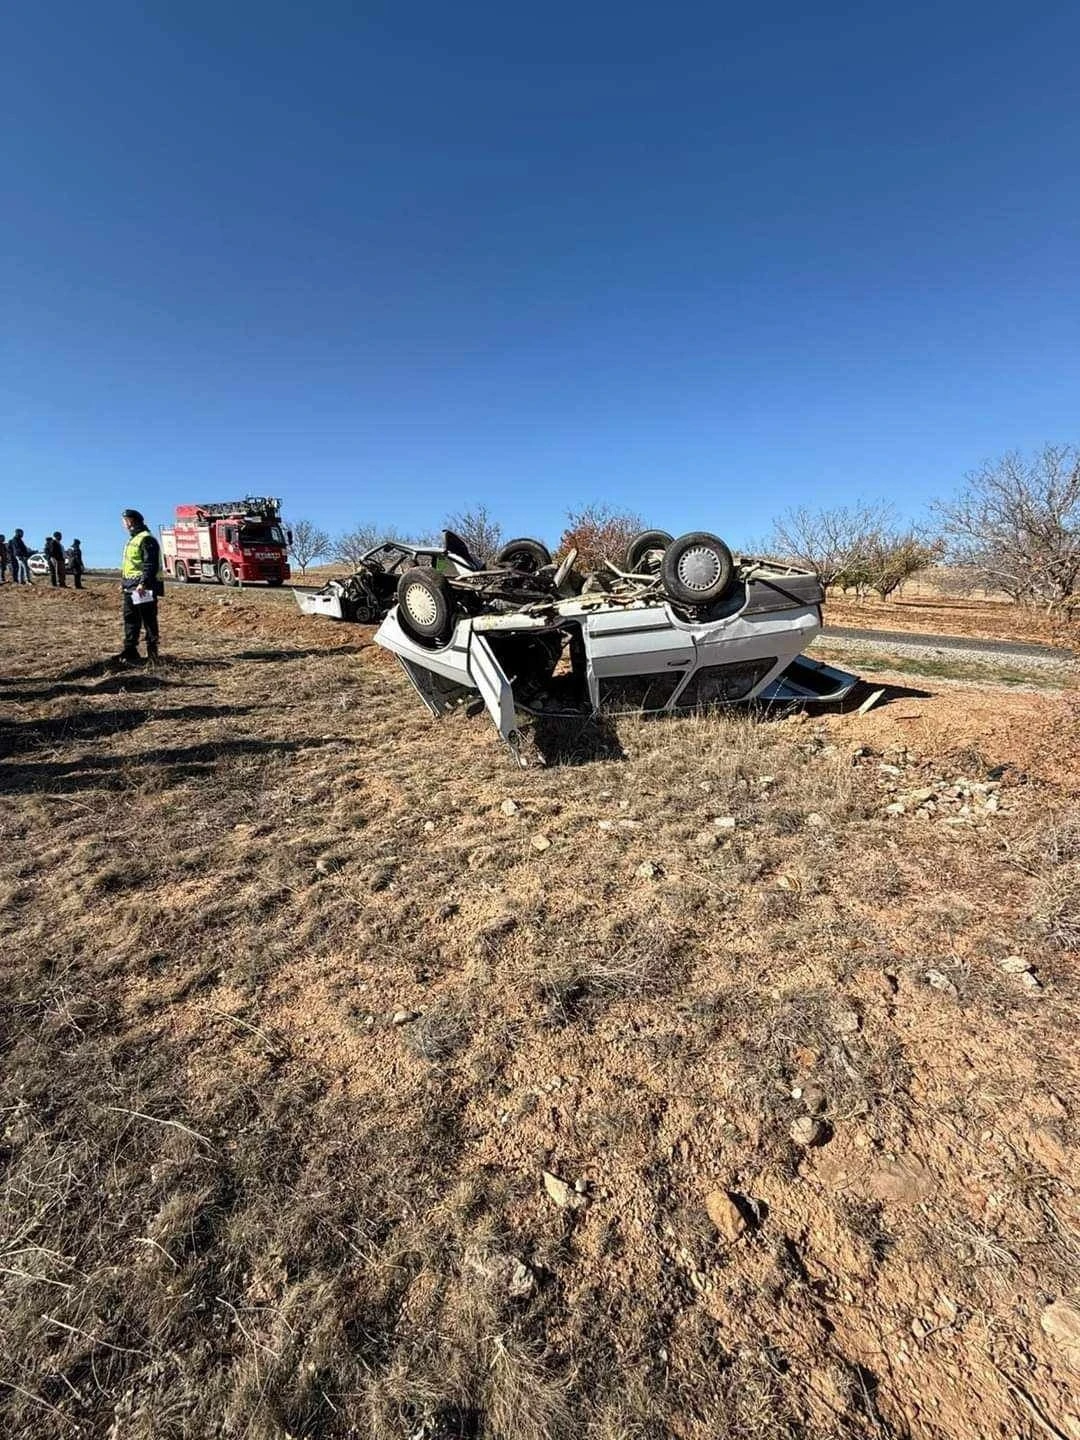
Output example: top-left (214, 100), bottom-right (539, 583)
top-left (625, 529), bottom-right (674, 574)
top-left (174, 561), bottom-right (188, 582)
top-left (495, 538), bottom-right (552, 573)
top-left (661, 532), bottom-right (735, 607)
top-left (396, 567), bottom-right (457, 646)
top-left (218, 561), bottom-right (237, 586)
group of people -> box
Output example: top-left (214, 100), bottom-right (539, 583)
top-left (0, 528), bottom-right (85, 587)
top-left (2, 510), bottom-right (162, 665)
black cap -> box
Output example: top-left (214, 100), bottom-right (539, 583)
top-left (122, 509), bottom-right (146, 528)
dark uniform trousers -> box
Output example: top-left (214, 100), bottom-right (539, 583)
top-left (123, 594), bottom-right (160, 658)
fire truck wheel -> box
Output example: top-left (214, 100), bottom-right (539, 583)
top-left (267, 579), bottom-right (284, 587)
top-left (174, 561), bottom-right (189, 582)
top-left (396, 567), bottom-right (457, 646)
top-left (218, 561), bottom-right (238, 586)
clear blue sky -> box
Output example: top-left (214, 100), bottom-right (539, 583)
top-left (3, 1), bottom-right (1079, 564)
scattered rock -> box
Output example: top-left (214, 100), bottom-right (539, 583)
top-left (437, 902), bottom-right (458, 921)
top-left (865, 1157), bottom-right (932, 1206)
top-left (694, 829), bottom-right (720, 849)
top-left (759, 776), bottom-right (776, 788)
top-left (542, 1170), bottom-right (586, 1210)
top-left (391, 1009), bottom-right (417, 1026)
top-left (806, 812), bottom-right (826, 829)
top-left (999, 953), bottom-right (1030, 973)
top-left (911, 1317), bottom-right (928, 1340)
top-left (925, 970), bottom-right (958, 996)
top-left (422, 820), bottom-right (436, 833)
top-left (531, 833), bottom-right (552, 852)
top-left (790, 1115), bottom-right (828, 1148)
top-left (636, 861), bottom-right (659, 881)
top-left (832, 1006), bottom-right (860, 1034)
top-left (598, 819), bottom-right (615, 832)
top-left (705, 1189), bottom-right (751, 1242)
top-left (507, 1259), bottom-right (538, 1300)
top-left (792, 1082), bottom-right (826, 1114)
top-left (480, 913), bottom-right (516, 938)
top-left (1040, 1300), bottom-right (1080, 1369)
top-left (500, 799), bottom-right (520, 817)
top-left (884, 802), bottom-right (906, 816)
top-left (713, 816), bottom-right (737, 831)
top-left (1019, 970), bottom-right (1043, 991)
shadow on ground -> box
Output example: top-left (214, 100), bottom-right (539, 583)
top-left (0, 735), bottom-right (345, 795)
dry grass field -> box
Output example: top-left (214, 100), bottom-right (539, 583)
top-left (2, 578), bottom-right (1078, 1440)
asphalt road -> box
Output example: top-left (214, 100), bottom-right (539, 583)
top-left (822, 625), bottom-right (1075, 662)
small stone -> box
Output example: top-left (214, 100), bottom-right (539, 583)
top-left (1040, 1300), bottom-right (1080, 1370)
top-left (832, 1007), bottom-right (860, 1034)
top-left (879, 763), bottom-right (902, 776)
top-left (1019, 971), bottom-right (1043, 991)
top-left (480, 913), bottom-right (516, 938)
top-left (573, 1178), bottom-right (588, 1195)
top-left (391, 1009), bottom-right (416, 1025)
top-left (794, 1081), bottom-right (826, 1114)
top-left (531, 833), bottom-right (552, 851)
top-left (790, 1115), bottom-right (827, 1147)
top-left (542, 1170), bottom-right (585, 1210)
top-left (806, 812), bottom-right (826, 829)
top-left (759, 776), bottom-right (776, 788)
top-left (423, 820), bottom-right (436, 832)
top-left (598, 819), bottom-right (615, 831)
top-left (884, 802), bottom-right (906, 816)
top-left (636, 861), bottom-right (659, 881)
top-left (999, 955), bottom-right (1031, 974)
top-left (865, 1157), bottom-right (932, 1206)
top-left (925, 970), bottom-right (958, 996)
top-left (695, 829), bottom-right (720, 849)
top-left (618, 799), bottom-right (630, 810)
top-left (500, 799), bottom-right (520, 816)
top-left (507, 1259), bottom-right (537, 1300)
top-left (713, 816), bottom-right (737, 830)
top-left (705, 1189), bottom-right (750, 1242)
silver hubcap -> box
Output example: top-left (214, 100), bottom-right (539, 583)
top-left (404, 583), bottom-right (439, 627)
top-left (676, 545), bottom-right (721, 591)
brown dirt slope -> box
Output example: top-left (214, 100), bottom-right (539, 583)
top-left (1, 580), bottom-right (1078, 1440)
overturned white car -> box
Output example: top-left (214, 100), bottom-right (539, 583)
top-left (370, 529), bottom-right (857, 759)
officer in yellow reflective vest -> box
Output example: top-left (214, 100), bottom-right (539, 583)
top-left (119, 508), bottom-right (165, 664)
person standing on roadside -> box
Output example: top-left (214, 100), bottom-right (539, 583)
top-left (119, 508), bottom-right (164, 663)
top-left (46, 531), bottom-right (67, 587)
top-left (69, 538), bottom-right (85, 589)
top-left (0, 534), bottom-right (8, 583)
top-left (9, 529), bottom-right (31, 583)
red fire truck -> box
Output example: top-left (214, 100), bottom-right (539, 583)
top-left (160, 498), bottom-right (292, 587)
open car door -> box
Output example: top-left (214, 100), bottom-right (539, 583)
top-left (468, 633), bottom-right (518, 743)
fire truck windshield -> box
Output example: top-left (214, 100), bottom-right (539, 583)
top-left (240, 524), bottom-right (285, 545)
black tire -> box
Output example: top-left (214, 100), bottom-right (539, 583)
top-left (625, 529), bottom-right (674, 574)
top-left (267, 579), bottom-right (283, 588)
top-left (396, 567), bottom-right (457, 646)
top-left (661, 532), bottom-right (736, 607)
top-left (218, 561), bottom-right (237, 586)
top-left (174, 561), bottom-right (188, 583)
top-left (495, 538), bottom-right (551, 573)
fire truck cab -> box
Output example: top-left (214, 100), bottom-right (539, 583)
top-left (161, 498), bottom-right (292, 587)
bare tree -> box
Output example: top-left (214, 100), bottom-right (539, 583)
top-left (934, 446), bottom-right (1080, 611)
top-left (770, 502), bottom-right (890, 589)
top-left (862, 528), bottom-right (942, 601)
top-left (444, 505), bottom-right (504, 565)
top-left (287, 519), bottom-right (331, 576)
top-left (333, 525), bottom-right (386, 567)
top-left (559, 502), bottom-right (646, 571)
